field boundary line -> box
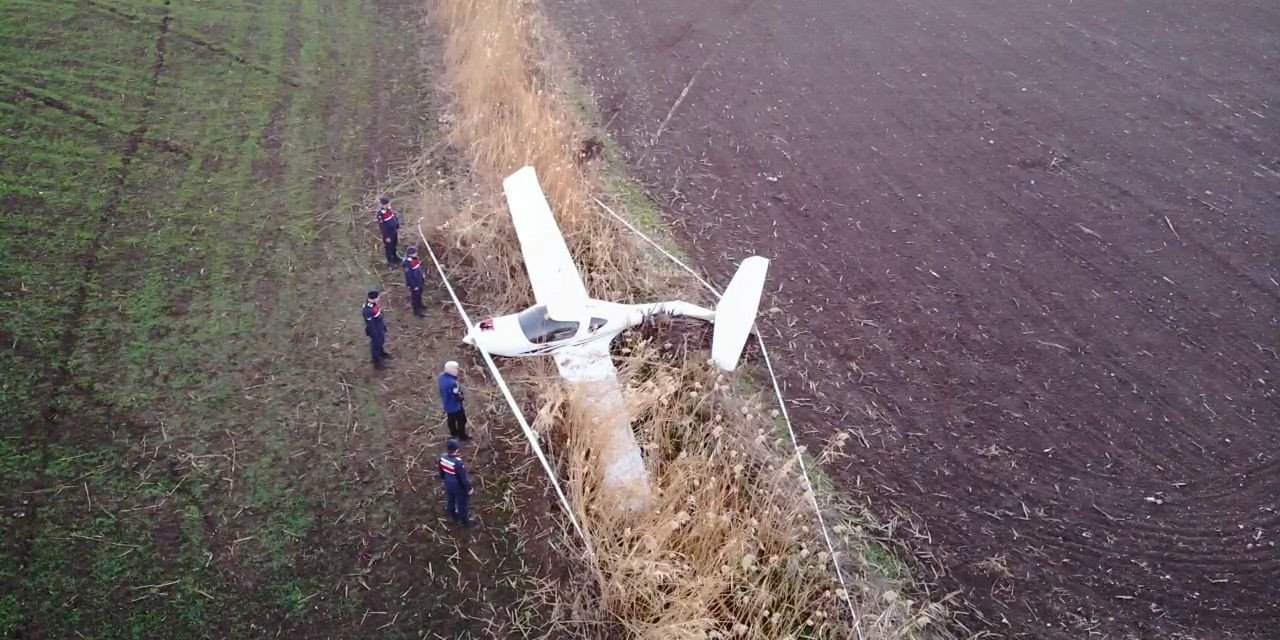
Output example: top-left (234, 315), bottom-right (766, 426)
top-left (591, 196), bottom-right (864, 639)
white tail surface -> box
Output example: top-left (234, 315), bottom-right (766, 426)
top-left (711, 256), bottom-right (769, 371)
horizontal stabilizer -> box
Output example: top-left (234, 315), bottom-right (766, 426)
top-left (711, 256), bottom-right (769, 371)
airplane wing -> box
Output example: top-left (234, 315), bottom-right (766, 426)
top-left (502, 166), bottom-right (590, 306)
top-left (504, 168), bottom-right (649, 508)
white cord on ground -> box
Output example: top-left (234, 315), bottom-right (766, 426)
top-left (416, 221), bottom-right (594, 558)
top-left (593, 197), bottom-right (865, 640)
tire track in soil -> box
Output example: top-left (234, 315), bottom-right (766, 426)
top-left (12, 3), bottom-right (173, 636)
top-left (83, 0), bottom-right (303, 87)
top-left (543, 0), bottom-right (1280, 636)
top-left (0, 80), bottom-right (190, 158)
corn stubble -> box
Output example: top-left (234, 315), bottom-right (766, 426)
top-left (423, 0), bottom-right (960, 637)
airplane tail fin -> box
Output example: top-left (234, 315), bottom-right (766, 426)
top-left (711, 256), bottom-right (770, 371)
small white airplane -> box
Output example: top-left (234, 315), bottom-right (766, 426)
top-left (463, 166), bottom-right (769, 374)
top-left (458, 165), bottom-right (768, 510)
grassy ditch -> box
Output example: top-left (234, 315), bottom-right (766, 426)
top-left (421, 0), bottom-right (964, 637)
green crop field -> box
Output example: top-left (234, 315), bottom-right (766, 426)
top-left (0, 1), bottom-right (536, 637)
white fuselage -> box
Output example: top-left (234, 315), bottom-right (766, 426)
top-left (462, 299), bottom-right (714, 358)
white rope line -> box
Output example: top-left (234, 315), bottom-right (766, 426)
top-left (416, 221), bottom-right (594, 557)
top-left (592, 197), bottom-right (864, 640)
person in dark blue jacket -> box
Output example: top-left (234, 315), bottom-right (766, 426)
top-left (438, 361), bottom-right (468, 440)
top-left (437, 438), bottom-right (473, 526)
top-left (375, 195), bottom-right (400, 266)
top-left (362, 290), bottom-right (392, 369)
top-left (402, 245), bottom-right (426, 318)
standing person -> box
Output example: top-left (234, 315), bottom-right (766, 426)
top-left (362, 290), bottom-right (392, 369)
top-left (438, 361), bottom-right (468, 440)
top-left (375, 195), bottom-right (400, 266)
top-left (402, 245), bottom-right (426, 318)
top-left (437, 438), bottom-right (473, 526)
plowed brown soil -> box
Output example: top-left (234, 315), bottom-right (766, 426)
top-left (545, 0), bottom-right (1280, 637)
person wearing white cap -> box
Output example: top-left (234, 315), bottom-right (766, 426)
top-left (438, 360), bottom-right (468, 440)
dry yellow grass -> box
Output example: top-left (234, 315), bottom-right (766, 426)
top-left (419, 0), bottom-right (964, 637)
top-left (429, 0), bottom-right (646, 309)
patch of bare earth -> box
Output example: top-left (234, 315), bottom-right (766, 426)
top-left (543, 0), bottom-right (1280, 638)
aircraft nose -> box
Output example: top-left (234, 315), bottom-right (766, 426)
top-left (462, 332), bottom-right (475, 346)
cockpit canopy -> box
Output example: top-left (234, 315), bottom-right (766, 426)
top-left (517, 304), bottom-right (580, 344)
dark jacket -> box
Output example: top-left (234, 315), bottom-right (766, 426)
top-left (402, 255), bottom-right (425, 290)
top-left (362, 300), bottom-right (386, 337)
top-left (438, 372), bottom-right (463, 414)
top-left (376, 205), bottom-right (400, 237)
top-left (438, 453), bottom-right (471, 489)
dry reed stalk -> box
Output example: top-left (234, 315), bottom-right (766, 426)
top-left (429, 0), bottom-right (644, 310)
top-left (423, 0), bottom-right (960, 637)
